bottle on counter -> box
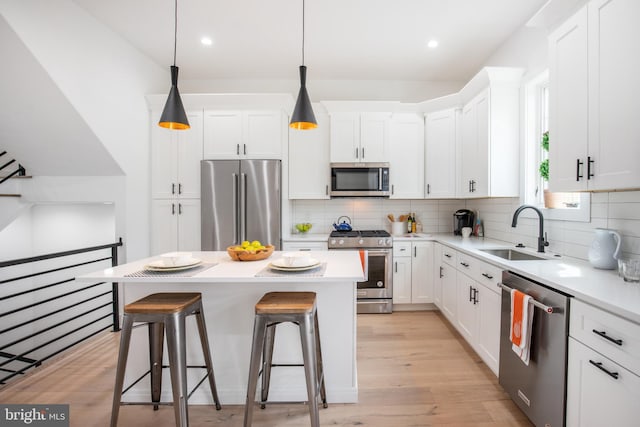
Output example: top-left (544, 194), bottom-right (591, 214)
top-left (411, 213), bottom-right (417, 233)
top-left (407, 214), bottom-right (413, 233)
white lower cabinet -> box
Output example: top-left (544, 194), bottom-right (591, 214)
top-left (435, 244), bottom-right (501, 375)
top-left (393, 241), bottom-right (434, 305)
top-left (567, 338), bottom-right (640, 427)
top-left (151, 199), bottom-right (201, 255)
top-left (566, 299), bottom-right (640, 427)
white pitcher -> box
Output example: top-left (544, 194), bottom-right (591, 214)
top-left (588, 228), bottom-right (622, 269)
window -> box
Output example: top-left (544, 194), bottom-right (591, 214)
top-left (523, 70), bottom-right (590, 221)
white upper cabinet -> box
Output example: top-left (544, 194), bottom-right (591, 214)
top-left (425, 109), bottom-right (458, 198)
top-left (288, 106), bottom-right (330, 199)
top-left (458, 68), bottom-right (521, 198)
top-left (330, 112), bottom-right (390, 163)
top-left (203, 110), bottom-right (284, 159)
top-left (389, 113), bottom-right (425, 199)
top-left (549, 0), bottom-right (640, 192)
top-left (151, 110), bottom-right (203, 200)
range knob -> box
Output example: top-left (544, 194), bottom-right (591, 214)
top-left (386, 239), bottom-right (392, 246)
top-left (377, 239), bottom-right (384, 245)
top-left (338, 239), bottom-right (344, 245)
top-left (330, 239), bottom-right (336, 245)
top-left (358, 239), bottom-right (364, 245)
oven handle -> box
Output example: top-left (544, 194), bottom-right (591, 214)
top-left (497, 282), bottom-right (555, 314)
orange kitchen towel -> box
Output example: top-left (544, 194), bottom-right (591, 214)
top-left (359, 250), bottom-right (368, 281)
top-left (510, 289), bottom-right (534, 365)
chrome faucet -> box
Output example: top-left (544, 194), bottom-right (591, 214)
top-left (511, 205), bottom-right (549, 253)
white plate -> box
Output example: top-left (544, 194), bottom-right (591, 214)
top-left (145, 260), bottom-right (203, 272)
top-left (146, 257), bottom-right (201, 269)
top-left (268, 262), bottom-right (322, 272)
top-left (270, 257), bottom-right (319, 269)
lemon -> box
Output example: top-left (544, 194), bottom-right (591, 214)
top-left (241, 241), bottom-right (250, 248)
top-left (251, 240), bottom-right (261, 247)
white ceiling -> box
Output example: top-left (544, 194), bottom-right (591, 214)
top-left (72, 0), bottom-right (548, 83)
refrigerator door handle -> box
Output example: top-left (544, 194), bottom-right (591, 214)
top-left (232, 173), bottom-right (239, 245)
top-left (240, 173), bottom-right (247, 243)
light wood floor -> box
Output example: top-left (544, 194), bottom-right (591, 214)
top-left (0, 311), bottom-right (532, 426)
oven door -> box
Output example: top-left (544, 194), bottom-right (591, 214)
top-left (356, 249), bottom-right (392, 299)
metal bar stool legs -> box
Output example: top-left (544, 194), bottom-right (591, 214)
top-left (244, 292), bottom-right (327, 427)
top-left (110, 293), bottom-right (221, 427)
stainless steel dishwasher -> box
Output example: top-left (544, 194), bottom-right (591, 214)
top-left (498, 271), bottom-right (571, 427)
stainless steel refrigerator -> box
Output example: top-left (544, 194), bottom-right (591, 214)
top-left (201, 159), bottom-right (281, 250)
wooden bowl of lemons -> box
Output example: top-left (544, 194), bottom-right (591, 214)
top-left (227, 241), bottom-right (274, 261)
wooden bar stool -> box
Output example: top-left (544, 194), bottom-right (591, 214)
top-left (243, 291), bottom-right (327, 427)
top-left (110, 293), bottom-right (221, 427)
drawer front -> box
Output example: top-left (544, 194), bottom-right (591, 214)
top-left (393, 242), bottom-right (412, 257)
top-left (471, 261), bottom-right (503, 295)
top-left (282, 241), bottom-right (328, 251)
top-left (456, 252), bottom-right (475, 275)
top-left (570, 299), bottom-right (640, 375)
top-left (441, 247), bottom-right (457, 267)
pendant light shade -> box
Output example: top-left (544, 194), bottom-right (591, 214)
top-left (289, 0), bottom-right (317, 130)
top-left (290, 66), bottom-right (317, 130)
top-left (158, 0), bottom-right (189, 130)
top-left (159, 66), bottom-right (189, 130)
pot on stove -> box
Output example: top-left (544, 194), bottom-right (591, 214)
top-left (333, 215), bottom-right (352, 231)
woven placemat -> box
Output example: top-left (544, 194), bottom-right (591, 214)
top-left (255, 262), bottom-right (327, 278)
top-left (125, 262), bottom-right (217, 278)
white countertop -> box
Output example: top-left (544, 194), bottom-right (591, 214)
top-left (397, 233), bottom-right (640, 324)
top-left (284, 233), bottom-right (330, 242)
top-left (78, 250), bottom-right (365, 283)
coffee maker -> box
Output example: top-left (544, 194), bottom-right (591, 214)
top-left (453, 209), bottom-right (475, 235)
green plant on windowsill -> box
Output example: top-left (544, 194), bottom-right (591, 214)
top-left (539, 131), bottom-right (549, 182)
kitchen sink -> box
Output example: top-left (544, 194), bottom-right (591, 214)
top-left (479, 248), bottom-right (548, 261)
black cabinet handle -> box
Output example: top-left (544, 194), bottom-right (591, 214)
top-left (395, 262), bottom-right (397, 273)
top-left (178, 203), bottom-right (182, 215)
top-left (482, 272), bottom-right (493, 279)
top-left (392, 184), bottom-right (395, 195)
top-left (460, 262), bottom-right (469, 268)
top-left (592, 329), bottom-right (623, 346)
top-left (427, 184), bottom-right (431, 194)
top-left (171, 203), bottom-right (175, 215)
top-left (439, 266), bottom-right (443, 278)
top-left (355, 148), bottom-right (359, 159)
top-left (473, 288), bottom-right (479, 305)
top-left (587, 156), bottom-right (594, 179)
top-left (444, 253), bottom-right (452, 258)
top-left (469, 286), bottom-right (473, 302)
top-left (172, 183), bottom-right (176, 195)
top-left (589, 360), bottom-right (619, 380)
top-left (237, 144), bottom-right (240, 155)
top-left (576, 158), bottom-right (584, 181)
top-left (243, 144), bottom-right (247, 155)
top-left (178, 183), bottom-right (182, 195)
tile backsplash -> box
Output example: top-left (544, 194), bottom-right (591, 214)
top-left (291, 190), bottom-right (640, 261)
top-left (290, 199), bottom-right (466, 235)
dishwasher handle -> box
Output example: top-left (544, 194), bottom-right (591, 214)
top-left (497, 282), bottom-right (556, 314)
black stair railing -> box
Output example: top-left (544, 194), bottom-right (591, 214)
top-left (0, 238), bottom-right (123, 384)
top-left (0, 150), bottom-right (26, 186)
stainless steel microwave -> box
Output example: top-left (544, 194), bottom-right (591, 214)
top-left (330, 163), bottom-right (390, 197)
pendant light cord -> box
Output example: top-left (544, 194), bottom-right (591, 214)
top-left (173, 0), bottom-right (178, 66)
top-left (301, 0), bottom-right (305, 66)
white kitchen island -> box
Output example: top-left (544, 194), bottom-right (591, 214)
top-left (78, 250), bottom-right (365, 405)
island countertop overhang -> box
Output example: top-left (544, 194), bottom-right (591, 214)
top-left (77, 250), bottom-right (366, 284)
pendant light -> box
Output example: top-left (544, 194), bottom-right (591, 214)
top-left (159, 0), bottom-right (190, 130)
top-left (289, 0), bottom-right (317, 130)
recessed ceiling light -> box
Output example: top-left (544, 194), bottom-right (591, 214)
top-left (201, 36), bottom-right (213, 46)
top-left (427, 39), bottom-right (439, 49)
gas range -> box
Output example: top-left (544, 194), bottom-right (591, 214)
top-left (328, 229), bottom-right (392, 249)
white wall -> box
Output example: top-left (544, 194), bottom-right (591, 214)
top-left (0, 0), bottom-right (168, 261)
top-left (181, 78), bottom-right (465, 104)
